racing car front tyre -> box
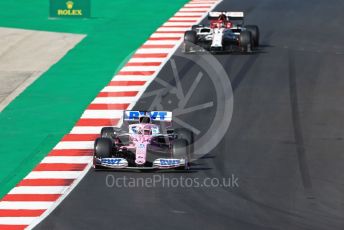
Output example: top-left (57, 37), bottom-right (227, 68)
top-left (94, 137), bottom-right (112, 158)
top-left (174, 128), bottom-right (194, 157)
top-left (172, 139), bottom-right (190, 170)
top-left (239, 31), bottom-right (253, 53)
top-left (184, 30), bottom-right (197, 53)
top-left (245, 25), bottom-right (259, 47)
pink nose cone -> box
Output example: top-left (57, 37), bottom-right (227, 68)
top-left (135, 142), bottom-right (147, 165)
top-left (135, 155), bottom-right (145, 165)
top-left (135, 160), bottom-right (145, 165)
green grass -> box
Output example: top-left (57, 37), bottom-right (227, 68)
top-left (0, 0), bottom-right (188, 198)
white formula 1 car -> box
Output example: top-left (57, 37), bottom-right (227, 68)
top-left (183, 11), bottom-right (260, 53)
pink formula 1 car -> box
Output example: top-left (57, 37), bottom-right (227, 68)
top-left (93, 111), bottom-right (193, 170)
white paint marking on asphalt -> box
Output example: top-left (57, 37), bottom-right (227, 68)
top-left (81, 110), bottom-right (124, 119)
top-left (175, 12), bottom-right (204, 16)
top-left (157, 27), bottom-right (189, 32)
top-left (111, 75), bottom-right (154, 81)
top-left (120, 66), bottom-right (159, 71)
top-left (135, 47), bottom-right (174, 53)
top-left (9, 186), bottom-right (69, 195)
top-left (25, 171), bottom-right (82, 179)
top-left (163, 22), bottom-right (195, 26)
top-left (169, 17), bottom-right (200, 21)
top-left (0, 217), bottom-right (36, 225)
top-left (179, 8), bottom-right (208, 12)
top-left (92, 97), bottom-right (137, 104)
top-left (70, 126), bottom-right (104, 134)
top-left (144, 40), bottom-right (180, 45)
top-left (41, 156), bottom-right (93, 164)
top-left (0, 201), bottom-right (53, 210)
top-left (150, 33), bottom-right (184, 38)
top-left (54, 141), bottom-right (94, 150)
top-left (128, 57), bottom-right (166, 63)
top-left (101, 85), bottom-right (144, 92)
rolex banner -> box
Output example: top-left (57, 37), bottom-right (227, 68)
top-left (50, 0), bottom-right (90, 18)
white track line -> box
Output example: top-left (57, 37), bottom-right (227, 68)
top-left (150, 33), bottom-right (184, 38)
top-left (120, 66), bottom-right (160, 71)
top-left (144, 40), bottom-right (180, 45)
top-left (111, 75), bottom-right (154, 81)
top-left (101, 86), bottom-right (144, 93)
top-left (81, 110), bottom-right (124, 119)
top-left (0, 202), bottom-right (54, 209)
top-left (157, 27), bottom-right (189, 32)
top-left (175, 12), bottom-right (204, 16)
top-left (136, 47), bottom-right (174, 53)
top-left (101, 86), bottom-right (144, 92)
top-left (9, 186), bottom-right (69, 194)
top-left (128, 57), bottom-right (166, 63)
top-left (163, 22), bottom-right (195, 26)
top-left (92, 97), bottom-right (137, 104)
top-left (25, 171), bottom-right (82, 179)
top-left (0, 217), bottom-right (36, 225)
top-left (70, 126), bottom-right (103, 134)
top-left (184, 4), bottom-right (213, 7)
top-left (54, 141), bottom-right (94, 149)
top-left (41, 156), bottom-right (93, 164)
top-left (169, 17), bottom-right (200, 21)
top-left (179, 9), bottom-right (208, 12)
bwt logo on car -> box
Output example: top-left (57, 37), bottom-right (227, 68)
top-left (102, 158), bottom-right (121, 165)
top-left (127, 111), bottom-right (167, 120)
top-left (160, 159), bottom-right (181, 166)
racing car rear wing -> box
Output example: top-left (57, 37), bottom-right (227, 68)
top-left (208, 11), bottom-right (244, 20)
top-left (123, 111), bottom-right (172, 122)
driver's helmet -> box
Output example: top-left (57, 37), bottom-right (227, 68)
top-left (143, 129), bottom-right (152, 135)
top-left (219, 13), bottom-right (226, 21)
top-left (137, 126), bottom-right (152, 135)
top-left (139, 116), bottom-right (151, 124)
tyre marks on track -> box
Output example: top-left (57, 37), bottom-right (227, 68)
top-left (287, 50), bottom-right (314, 198)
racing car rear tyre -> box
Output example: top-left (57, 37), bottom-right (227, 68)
top-left (239, 31), bottom-right (253, 52)
top-left (94, 137), bottom-right (112, 158)
top-left (184, 30), bottom-right (197, 52)
top-left (100, 127), bottom-right (116, 139)
top-left (245, 25), bottom-right (259, 47)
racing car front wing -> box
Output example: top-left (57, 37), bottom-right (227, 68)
top-left (94, 157), bottom-right (187, 170)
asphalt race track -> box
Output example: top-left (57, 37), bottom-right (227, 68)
top-left (36, 0), bottom-right (344, 229)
